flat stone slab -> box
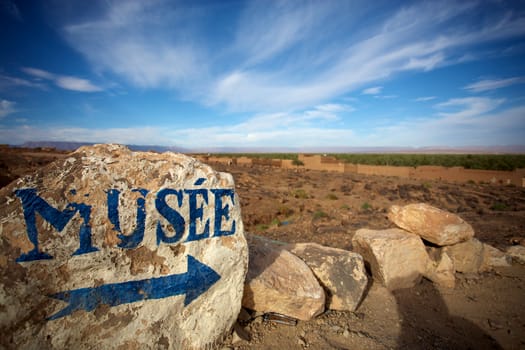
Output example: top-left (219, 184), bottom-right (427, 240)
top-left (388, 203), bottom-right (474, 246)
top-left (0, 144), bottom-right (248, 349)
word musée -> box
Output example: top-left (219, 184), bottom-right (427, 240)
top-left (14, 179), bottom-right (236, 263)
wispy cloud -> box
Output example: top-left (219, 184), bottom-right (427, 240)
top-left (0, 99), bottom-right (16, 118)
top-left (362, 86), bottom-right (383, 95)
top-left (0, 74), bottom-right (46, 91)
top-left (22, 67), bottom-right (102, 92)
top-left (464, 76), bottom-right (525, 92)
top-left (414, 96), bottom-right (436, 102)
top-left (55, 1), bottom-right (525, 113)
top-left (435, 97), bottom-right (505, 121)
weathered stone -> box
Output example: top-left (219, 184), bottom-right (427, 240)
top-left (286, 242), bottom-right (368, 311)
top-left (424, 248), bottom-right (455, 288)
top-left (352, 228), bottom-right (429, 290)
top-left (242, 235), bottom-right (325, 320)
top-left (507, 245), bottom-right (525, 264)
top-left (480, 244), bottom-right (512, 271)
top-left (0, 144), bottom-right (248, 349)
top-left (443, 238), bottom-right (483, 273)
top-left (388, 203), bottom-right (474, 246)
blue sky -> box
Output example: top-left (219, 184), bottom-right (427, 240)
top-left (1, 0), bottom-right (525, 149)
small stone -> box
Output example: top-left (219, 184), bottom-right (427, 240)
top-left (488, 319), bottom-right (504, 330)
top-left (331, 325), bottom-right (342, 332)
top-left (343, 329), bottom-right (350, 338)
top-left (388, 203), bottom-right (474, 246)
top-left (507, 245), bottom-right (525, 264)
top-left (297, 337), bottom-right (307, 347)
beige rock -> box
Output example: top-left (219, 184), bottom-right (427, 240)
top-left (507, 245), bottom-right (525, 264)
top-left (352, 228), bottom-right (429, 290)
top-left (424, 248), bottom-right (455, 288)
top-left (242, 235), bottom-right (325, 320)
top-left (480, 244), bottom-right (512, 271)
top-left (0, 144), bottom-right (248, 349)
top-left (286, 242), bottom-right (368, 311)
top-left (388, 203), bottom-right (474, 246)
top-left (443, 238), bottom-right (483, 273)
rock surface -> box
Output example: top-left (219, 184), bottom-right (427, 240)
top-left (352, 228), bottom-right (429, 290)
top-left (443, 238), bottom-right (484, 273)
top-left (243, 235), bottom-right (325, 320)
top-left (507, 245), bottom-right (525, 264)
top-left (0, 144), bottom-right (248, 349)
top-left (286, 242), bottom-right (368, 311)
top-left (480, 244), bottom-right (512, 271)
top-left (425, 249), bottom-right (455, 288)
top-left (388, 203), bottom-right (474, 246)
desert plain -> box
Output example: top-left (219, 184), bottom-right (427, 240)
top-left (1, 146), bottom-right (524, 349)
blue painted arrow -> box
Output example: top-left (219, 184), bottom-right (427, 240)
top-left (47, 255), bottom-right (220, 321)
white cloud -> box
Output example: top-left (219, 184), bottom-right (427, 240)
top-left (22, 67), bottom-right (102, 92)
top-left (362, 86), bottom-right (383, 95)
top-left (435, 97), bottom-right (504, 121)
top-left (0, 99), bottom-right (16, 118)
top-left (0, 125), bottom-right (169, 146)
top-left (414, 96), bottom-right (436, 102)
top-left (54, 1), bottom-right (525, 113)
top-left (55, 76), bottom-right (102, 92)
top-left (464, 77), bottom-right (525, 92)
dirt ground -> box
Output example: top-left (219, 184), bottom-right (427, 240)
top-left (1, 149), bottom-right (525, 349)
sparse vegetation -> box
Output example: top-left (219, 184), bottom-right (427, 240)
top-left (255, 224), bottom-right (269, 231)
top-left (326, 193), bottom-right (338, 200)
top-left (270, 218), bottom-right (281, 226)
top-left (490, 202), bottom-right (508, 211)
top-left (313, 210), bottom-right (328, 219)
top-left (361, 202), bottom-right (372, 211)
top-left (330, 153), bottom-right (525, 171)
top-left (291, 189), bottom-right (309, 199)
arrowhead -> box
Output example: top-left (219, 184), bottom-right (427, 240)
top-left (184, 255), bottom-right (221, 306)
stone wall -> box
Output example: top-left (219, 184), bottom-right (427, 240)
top-left (202, 154), bottom-right (525, 187)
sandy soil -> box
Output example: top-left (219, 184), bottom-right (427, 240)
top-left (1, 149), bottom-right (524, 349)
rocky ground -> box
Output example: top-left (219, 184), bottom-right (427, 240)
top-left (1, 148), bottom-right (525, 349)
top-left (213, 162), bottom-right (525, 350)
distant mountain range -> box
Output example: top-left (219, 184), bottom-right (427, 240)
top-left (17, 141), bottom-right (191, 154)
top-left (12, 141), bottom-right (525, 154)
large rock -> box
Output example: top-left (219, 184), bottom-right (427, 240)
top-left (424, 248), bottom-right (455, 288)
top-left (443, 238), bottom-right (483, 273)
top-left (0, 144), bottom-right (248, 349)
top-left (242, 235), bottom-right (325, 320)
top-left (352, 228), bottom-right (429, 290)
top-left (286, 242), bottom-right (368, 311)
top-left (388, 203), bottom-right (474, 246)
